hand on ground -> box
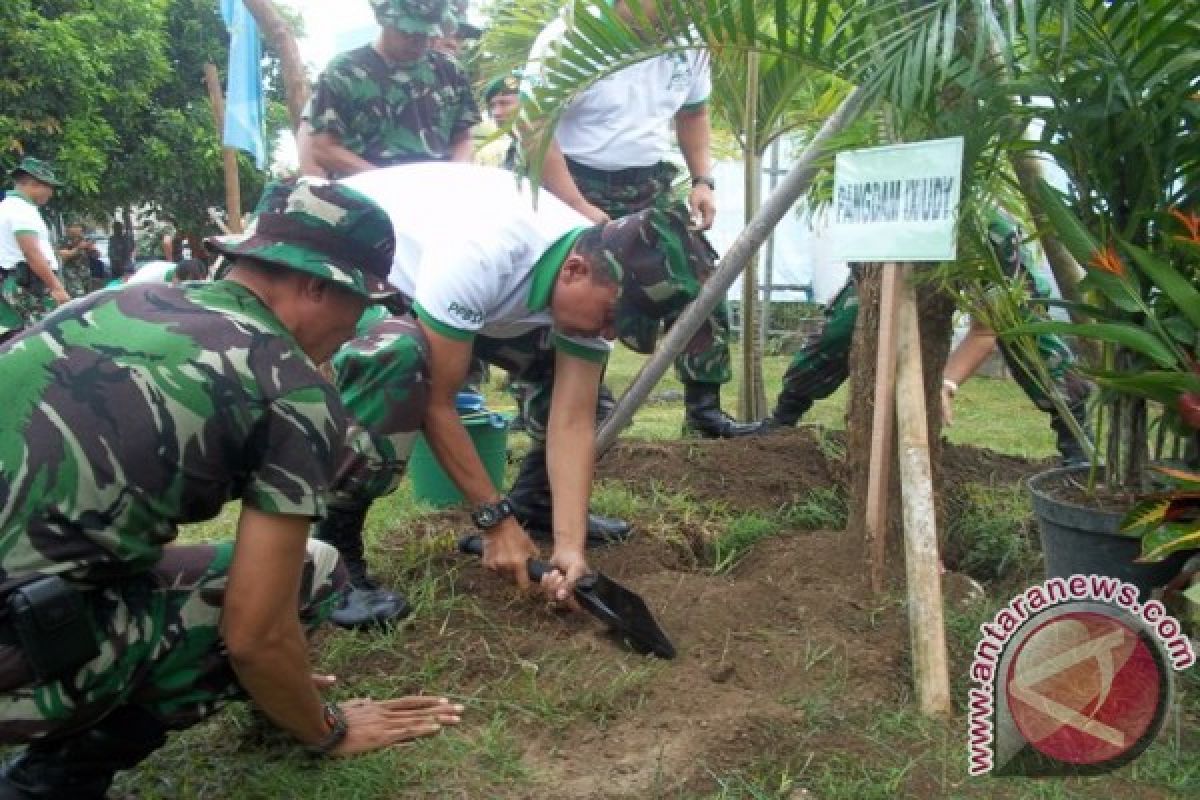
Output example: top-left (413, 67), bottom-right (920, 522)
top-left (331, 696), bottom-right (463, 757)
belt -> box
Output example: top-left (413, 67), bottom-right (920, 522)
top-left (564, 157), bottom-right (672, 186)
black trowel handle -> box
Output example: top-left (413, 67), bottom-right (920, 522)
top-left (457, 533), bottom-right (551, 582)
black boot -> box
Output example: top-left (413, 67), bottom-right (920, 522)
top-left (0, 706), bottom-right (167, 799)
top-left (682, 382), bottom-right (765, 438)
top-left (763, 388), bottom-right (814, 431)
top-left (314, 504), bottom-right (410, 629)
top-left (507, 448), bottom-right (633, 546)
top-left (1051, 399), bottom-right (1091, 468)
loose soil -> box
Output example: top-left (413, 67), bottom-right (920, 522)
top-left (351, 433), bottom-right (1185, 797)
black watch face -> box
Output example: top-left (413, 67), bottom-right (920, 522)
top-left (476, 507), bottom-right (497, 527)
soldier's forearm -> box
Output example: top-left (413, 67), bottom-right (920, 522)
top-left (311, 133), bottom-right (376, 177)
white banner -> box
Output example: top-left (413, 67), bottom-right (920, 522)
top-left (832, 137), bottom-right (964, 262)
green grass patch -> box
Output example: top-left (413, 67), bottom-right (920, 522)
top-left (943, 483), bottom-right (1040, 580)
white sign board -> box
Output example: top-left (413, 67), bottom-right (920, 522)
top-left (832, 137), bottom-right (964, 262)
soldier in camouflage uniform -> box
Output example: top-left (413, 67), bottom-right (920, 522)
top-left (327, 163), bottom-right (716, 605)
top-left (523, 0), bottom-right (762, 439)
top-left (0, 180), bottom-right (462, 798)
top-left (305, 0), bottom-right (480, 178)
top-left (56, 223), bottom-right (97, 299)
top-left (766, 210), bottom-right (1091, 465)
top-left (0, 158), bottom-right (70, 344)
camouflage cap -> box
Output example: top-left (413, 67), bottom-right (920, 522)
top-left (370, 0), bottom-right (448, 36)
top-left (10, 156), bottom-right (63, 187)
top-left (484, 70), bottom-right (521, 103)
top-left (600, 206), bottom-right (719, 355)
top-left (206, 179), bottom-right (400, 299)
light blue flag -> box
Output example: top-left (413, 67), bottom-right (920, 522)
top-left (220, 0), bottom-right (266, 169)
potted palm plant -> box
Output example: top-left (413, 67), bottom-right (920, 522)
top-left (1006, 186), bottom-right (1200, 597)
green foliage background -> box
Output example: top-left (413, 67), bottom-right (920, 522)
top-left (0, 0), bottom-right (290, 233)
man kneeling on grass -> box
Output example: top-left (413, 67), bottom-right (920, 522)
top-left (0, 180), bottom-right (461, 799)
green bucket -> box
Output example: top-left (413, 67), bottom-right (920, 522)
top-left (409, 412), bottom-right (509, 508)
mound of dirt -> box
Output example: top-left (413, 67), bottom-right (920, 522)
top-left (429, 435), bottom-right (1057, 797)
top-left (596, 427), bottom-right (1051, 512)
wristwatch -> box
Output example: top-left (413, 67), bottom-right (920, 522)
top-left (471, 496), bottom-right (515, 530)
top-left (306, 702), bottom-right (348, 756)
top-left (691, 174), bottom-right (716, 190)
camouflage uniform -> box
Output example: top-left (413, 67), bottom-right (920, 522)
top-left (58, 236), bottom-right (92, 299)
top-left (770, 212), bottom-right (1091, 461)
top-left (0, 281), bottom-right (350, 742)
top-left (0, 179), bottom-right (399, 795)
top-left (308, 0), bottom-right (479, 176)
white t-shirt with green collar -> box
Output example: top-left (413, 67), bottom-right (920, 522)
top-left (341, 163), bottom-right (611, 364)
top-left (0, 191), bottom-right (58, 272)
top-left (522, 14), bottom-right (711, 170)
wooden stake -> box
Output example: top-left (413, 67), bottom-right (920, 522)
top-left (203, 63), bottom-right (244, 234)
top-left (893, 263), bottom-right (952, 716)
top-left (865, 264), bottom-right (900, 594)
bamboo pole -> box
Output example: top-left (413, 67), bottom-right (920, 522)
top-left (596, 87), bottom-right (869, 454)
top-left (203, 63), bottom-right (244, 234)
top-left (738, 52), bottom-right (766, 420)
top-left (893, 263), bottom-right (952, 716)
top-left (865, 263), bottom-right (900, 594)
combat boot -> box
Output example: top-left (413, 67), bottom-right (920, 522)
top-left (0, 706), bottom-right (167, 799)
top-left (682, 382), bottom-right (765, 438)
top-left (762, 388), bottom-right (814, 431)
top-left (1051, 399), bottom-right (1092, 468)
top-left (314, 504), bottom-right (410, 629)
top-left (507, 448), bottom-right (633, 546)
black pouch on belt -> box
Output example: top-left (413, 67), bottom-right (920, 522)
top-left (5, 575), bottom-right (100, 684)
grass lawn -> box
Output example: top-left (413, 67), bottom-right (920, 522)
top-left (113, 346), bottom-right (1194, 799)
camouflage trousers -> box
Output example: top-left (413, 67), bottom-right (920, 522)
top-left (0, 540), bottom-right (345, 743)
top-left (569, 159), bottom-right (732, 385)
top-left (0, 274), bottom-right (50, 339)
top-left (777, 278), bottom-right (1090, 417)
top-left (61, 255), bottom-right (92, 300)
top-left (331, 313), bottom-right (577, 506)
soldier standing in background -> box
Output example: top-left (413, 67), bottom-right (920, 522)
top-left (522, 0), bottom-right (763, 440)
top-left (305, 0), bottom-right (480, 177)
top-left (0, 158), bottom-right (69, 344)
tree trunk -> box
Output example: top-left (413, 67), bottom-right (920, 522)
top-left (846, 266), bottom-right (955, 580)
top-left (243, 0), bottom-right (309, 128)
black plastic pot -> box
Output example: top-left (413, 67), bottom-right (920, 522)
top-left (1028, 465), bottom-right (1192, 601)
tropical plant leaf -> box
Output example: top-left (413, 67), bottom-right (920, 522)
top-left (1085, 370), bottom-right (1200, 405)
top-left (1121, 495), bottom-right (1172, 536)
top-left (1035, 178), bottom-right (1102, 267)
top-left (1124, 241), bottom-right (1200, 329)
top-left (1005, 321), bottom-right (1179, 369)
top-left (1138, 520), bottom-right (1200, 563)
top-left (1151, 465), bottom-right (1200, 489)
top-left (1076, 269), bottom-right (1143, 314)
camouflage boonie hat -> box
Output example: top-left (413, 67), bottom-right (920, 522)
top-left (601, 207), bottom-right (718, 355)
top-left (207, 179), bottom-right (400, 299)
top-left (10, 156), bottom-right (63, 187)
top-left (370, 0), bottom-right (448, 35)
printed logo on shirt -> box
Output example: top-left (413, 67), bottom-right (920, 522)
top-left (666, 53), bottom-right (691, 91)
top-left (447, 302), bottom-right (484, 326)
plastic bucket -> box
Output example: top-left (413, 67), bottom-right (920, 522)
top-left (409, 412), bottom-right (509, 508)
